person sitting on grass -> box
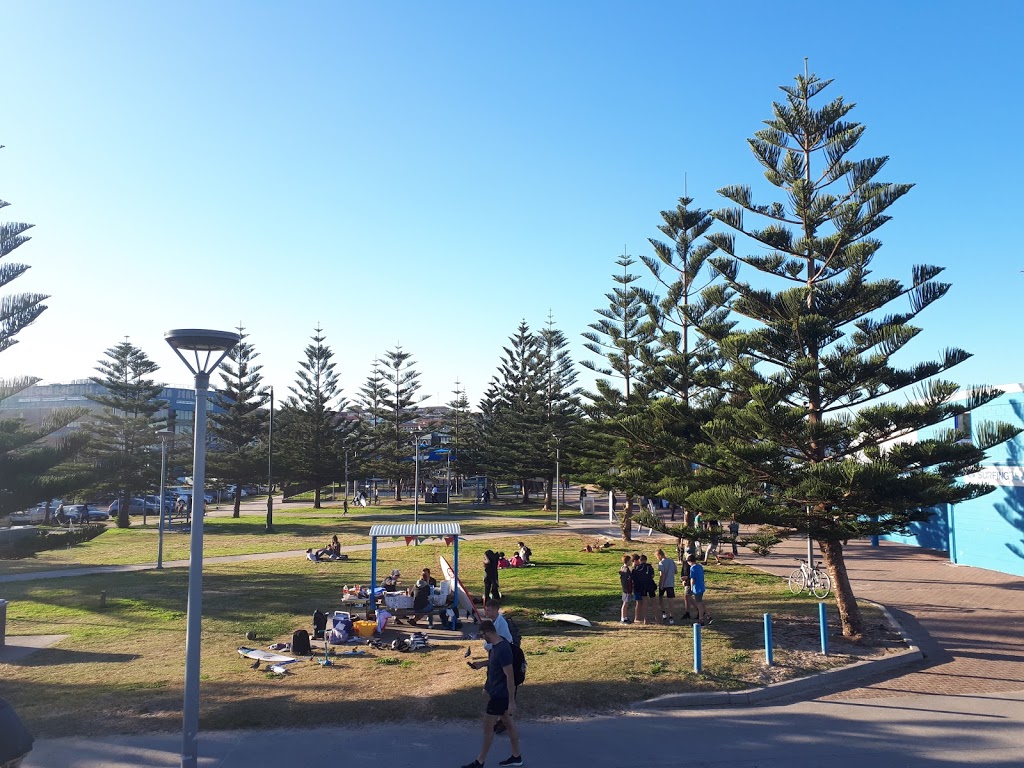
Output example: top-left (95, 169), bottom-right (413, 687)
top-left (497, 552), bottom-right (511, 569)
top-left (517, 541), bottom-right (532, 564)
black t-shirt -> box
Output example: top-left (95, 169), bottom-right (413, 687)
top-left (618, 565), bottom-right (633, 592)
top-left (486, 640), bottom-right (513, 698)
top-left (632, 563), bottom-right (654, 591)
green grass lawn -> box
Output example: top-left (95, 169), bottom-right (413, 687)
top-left (0, 533), bottom-right (898, 737)
top-left (0, 508), bottom-right (562, 572)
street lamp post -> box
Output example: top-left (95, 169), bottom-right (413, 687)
top-left (555, 447), bottom-right (561, 524)
top-left (413, 434), bottom-right (422, 524)
top-left (156, 428), bottom-right (175, 569)
top-left (165, 328), bottom-right (240, 768)
top-left (266, 386), bottom-right (274, 533)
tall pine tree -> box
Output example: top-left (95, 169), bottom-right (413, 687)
top-left (278, 327), bottom-right (353, 508)
top-left (82, 340), bottom-right (167, 528)
top-left (537, 313), bottom-right (583, 509)
top-left (581, 254), bottom-right (659, 539)
top-left (376, 345), bottom-right (425, 501)
top-left (209, 326), bottom-right (269, 518)
top-left (695, 69), bottom-right (1020, 636)
top-left (0, 154), bottom-right (87, 517)
top-left (480, 321), bottom-right (548, 503)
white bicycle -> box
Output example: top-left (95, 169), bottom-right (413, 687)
top-left (788, 558), bottom-right (831, 599)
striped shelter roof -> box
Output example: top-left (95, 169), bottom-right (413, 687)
top-left (368, 522), bottom-right (462, 538)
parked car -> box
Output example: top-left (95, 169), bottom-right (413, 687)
top-left (10, 501), bottom-right (64, 526)
top-left (107, 497), bottom-right (159, 516)
top-left (63, 504), bottom-right (109, 522)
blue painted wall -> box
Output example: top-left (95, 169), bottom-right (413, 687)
top-left (881, 388), bottom-right (1024, 578)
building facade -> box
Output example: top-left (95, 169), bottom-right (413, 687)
top-left (882, 384), bottom-right (1024, 577)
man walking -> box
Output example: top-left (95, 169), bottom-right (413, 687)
top-left (462, 619), bottom-right (523, 768)
top-left (655, 548), bottom-right (677, 624)
top-left (687, 554), bottom-right (712, 626)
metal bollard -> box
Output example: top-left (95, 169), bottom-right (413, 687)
top-left (693, 622), bottom-right (702, 672)
top-left (819, 602), bottom-right (828, 655)
top-left (764, 613), bottom-right (773, 666)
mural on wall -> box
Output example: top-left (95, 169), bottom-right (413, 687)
top-left (993, 399), bottom-right (1024, 563)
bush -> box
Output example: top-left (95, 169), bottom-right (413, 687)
top-left (0, 524), bottom-right (106, 559)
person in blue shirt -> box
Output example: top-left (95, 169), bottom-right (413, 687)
top-left (462, 620), bottom-right (523, 768)
top-left (686, 554), bottom-right (713, 626)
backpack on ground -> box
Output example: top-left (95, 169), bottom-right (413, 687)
top-left (505, 615), bottom-right (522, 647)
top-left (510, 642), bottom-right (527, 687)
top-left (291, 628), bottom-right (312, 656)
top-left (312, 610), bottom-right (327, 640)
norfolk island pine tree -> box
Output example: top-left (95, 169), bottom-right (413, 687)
top-left (209, 326), bottom-right (269, 518)
top-left (687, 69), bottom-right (1020, 637)
top-left (0, 153), bottom-right (89, 516)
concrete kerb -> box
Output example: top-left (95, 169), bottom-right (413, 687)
top-left (633, 600), bottom-right (923, 710)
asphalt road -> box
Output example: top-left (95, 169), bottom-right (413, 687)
top-left (24, 690), bottom-right (1024, 767)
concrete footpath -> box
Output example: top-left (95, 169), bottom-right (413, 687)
top-left (23, 691), bottom-right (1024, 767)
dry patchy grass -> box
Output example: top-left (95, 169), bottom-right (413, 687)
top-left (0, 534), bottom-right (903, 737)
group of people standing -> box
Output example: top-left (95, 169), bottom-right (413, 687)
top-left (618, 548), bottom-right (712, 626)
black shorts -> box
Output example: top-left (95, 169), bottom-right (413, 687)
top-left (659, 587), bottom-right (675, 598)
top-left (486, 695), bottom-right (510, 716)
top-left (645, 586), bottom-right (656, 599)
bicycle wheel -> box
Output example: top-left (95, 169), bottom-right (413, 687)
top-left (811, 571), bottom-right (831, 599)
top-left (788, 568), bottom-right (806, 594)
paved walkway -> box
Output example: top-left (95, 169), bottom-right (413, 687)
top-left (744, 536), bottom-right (1024, 699)
top-left (21, 691), bottom-right (1024, 767)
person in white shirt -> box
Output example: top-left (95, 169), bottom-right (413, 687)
top-left (481, 598), bottom-right (514, 649)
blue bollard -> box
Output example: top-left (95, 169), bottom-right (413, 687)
top-left (693, 622), bottom-right (702, 673)
top-left (819, 602), bottom-right (828, 655)
top-left (764, 613), bottom-right (773, 666)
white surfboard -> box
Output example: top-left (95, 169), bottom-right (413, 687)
top-left (237, 647), bottom-right (299, 663)
top-left (439, 554), bottom-right (482, 621)
top-left (542, 613), bottom-right (592, 627)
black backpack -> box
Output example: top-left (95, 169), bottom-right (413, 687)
top-left (510, 642), bottom-right (527, 687)
top-left (292, 628), bottom-right (311, 656)
top-left (505, 615), bottom-right (522, 647)
top-left (312, 610), bottom-right (327, 640)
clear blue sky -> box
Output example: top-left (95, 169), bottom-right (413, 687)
top-left (3, 1), bottom-right (1021, 408)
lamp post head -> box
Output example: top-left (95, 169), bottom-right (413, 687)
top-left (157, 428), bottom-right (174, 442)
top-left (164, 328), bottom-right (240, 381)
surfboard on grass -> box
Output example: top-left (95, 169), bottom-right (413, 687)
top-left (237, 647), bottom-right (299, 664)
top-left (439, 554), bottom-right (482, 622)
top-left (541, 613), bottom-right (592, 627)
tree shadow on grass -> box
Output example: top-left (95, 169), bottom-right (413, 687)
top-left (10, 648), bottom-right (139, 667)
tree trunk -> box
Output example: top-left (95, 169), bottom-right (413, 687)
top-left (819, 539), bottom-right (863, 637)
top-left (314, 486), bottom-right (321, 509)
top-left (394, 477), bottom-right (402, 501)
top-left (117, 490), bottom-right (130, 529)
top-left (232, 483), bottom-right (241, 518)
top-left (542, 476), bottom-right (553, 511)
top-left (620, 496), bottom-right (633, 542)
top-left (520, 478), bottom-right (529, 504)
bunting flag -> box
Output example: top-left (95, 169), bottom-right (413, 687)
top-left (443, 536), bottom-right (454, 547)
top-left (405, 536), bottom-right (416, 546)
